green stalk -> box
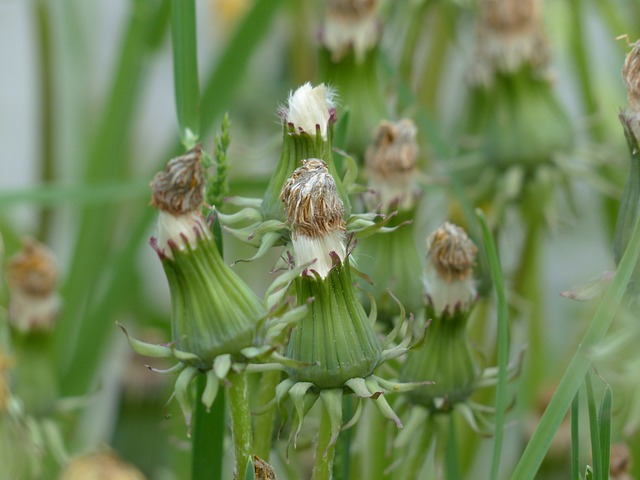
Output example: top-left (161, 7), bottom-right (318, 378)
top-left (416, 2), bottom-right (452, 114)
top-left (192, 219), bottom-right (225, 480)
top-left (510, 215), bottom-right (640, 479)
top-left (253, 370), bottom-right (281, 460)
top-left (228, 371), bottom-right (254, 477)
top-left (445, 415), bottom-right (462, 480)
top-left (513, 218), bottom-right (543, 407)
top-left (192, 375), bottom-right (225, 480)
top-left (313, 401), bottom-right (338, 480)
top-left (33, 0), bottom-right (55, 241)
top-left (365, 405), bottom-right (389, 480)
top-left (170, 0), bottom-right (200, 147)
top-left (332, 396), bottom-right (353, 480)
top-left (571, 392), bottom-right (580, 480)
top-left (476, 210), bottom-right (510, 480)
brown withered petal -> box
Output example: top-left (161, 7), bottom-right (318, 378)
top-left (253, 455), bottom-right (278, 480)
top-left (427, 223), bottom-right (477, 283)
top-left (279, 158), bottom-right (345, 238)
top-left (6, 238), bottom-right (58, 297)
top-left (150, 144), bottom-right (204, 214)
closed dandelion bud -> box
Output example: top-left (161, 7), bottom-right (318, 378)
top-left (614, 41), bottom-right (640, 290)
top-left (6, 238), bottom-right (60, 333)
top-left (280, 159), bottom-right (382, 388)
top-left (261, 82), bottom-right (350, 222)
top-left (357, 119), bottom-right (424, 321)
top-left (60, 450), bottom-right (146, 480)
top-left (319, 0), bottom-right (387, 158)
top-left (462, 0), bottom-right (573, 221)
top-left (322, 0), bottom-right (380, 64)
top-left (6, 239), bottom-right (60, 414)
top-left (150, 146), bottom-right (264, 368)
top-left (401, 223), bottom-right (480, 410)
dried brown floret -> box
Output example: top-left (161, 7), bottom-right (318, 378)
top-left (150, 144), bottom-right (204, 214)
top-left (427, 223), bottom-right (477, 283)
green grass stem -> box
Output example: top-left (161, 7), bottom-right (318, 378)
top-left (571, 392), bottom-right (580, 480)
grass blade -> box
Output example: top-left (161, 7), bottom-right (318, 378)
top-left (585, 373), bottom-right (602, 479)
top-left (170, 0), bottom-right (200, 146)
top-left (476, 209), bottom-right (509, 480)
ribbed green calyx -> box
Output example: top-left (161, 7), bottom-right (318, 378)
top-left (400, 309), bottom-right (479, 411)
top-left (465, 66), bottom-right (573, 171)
top-left (356, 208), bottom-right (424, 323)
top-left (261, 123), bottom-right (351, 222)
top-left (160, 233), bottom-right (264, 369)
top-left (286, 260), bottom-right (382, 389)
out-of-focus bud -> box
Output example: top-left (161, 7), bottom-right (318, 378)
top-left (357, 119), bottom-right (423, 323)
top-left (60, 449), bottom-right (146, 480)
top-left (609, 443), bottom-right (633, 480)
top-left (423, 222), bottom-right (478, 318)
top-left (318, 1), bottom-right (387, 159)
top-left (401, 223), bottom-right (480, 411)
top-left (472, 0), bottom-right (550, 86)
top-left (365, 119), bottom-right (420, 212)
top-left (6, 238), bottom-right (60, 333)
top-left (322, 0), bottom-right (381, 63)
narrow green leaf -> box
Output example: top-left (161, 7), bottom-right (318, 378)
top-left (170, 0), bottom-right (200, 146)
top-left (585, 373), bottom-right (602, 480)
top-left (476, 209), bottom-right (509, 480)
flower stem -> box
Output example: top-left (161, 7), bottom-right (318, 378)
top-left (513, 218), bottom-right (543, 408)
top-left (228, 370), bottom-right (254, 477)
top-left (191, 375), bottom-right (225, 480)
top-left (313, 400), bottom-right (338, 480)
top-left (253, 369), bottom-right (281, 460)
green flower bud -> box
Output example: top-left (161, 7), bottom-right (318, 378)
top-left (357, 120), bottom-right (424, 321)
top-left (400, 223), bottom-right (480, 411)
top-left (150, 147), bottom-right (264, 369)
top-left (261, 83), bottom-right (351, 222)
top-left (279, 158), bottom-right (383, 387)
top-left (461, 0), bottom-right (573, 221)
top-left (318, 0), bottom-right (387, 159)
top-left (6, 238), bottom-right (60, 333)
